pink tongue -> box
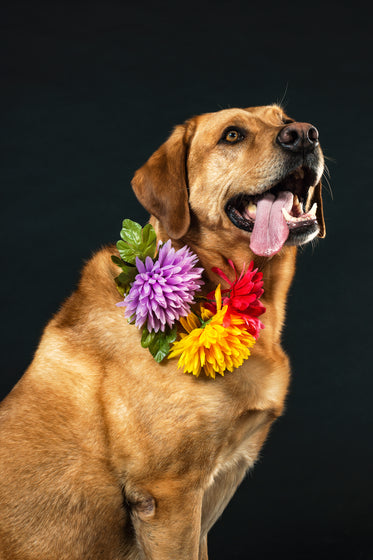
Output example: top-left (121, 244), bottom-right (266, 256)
top-left (250, 191), bottom-right (294, 257)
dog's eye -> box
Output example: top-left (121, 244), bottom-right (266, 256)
top-left (226, 130), bottom-right (239, 142)
top-left (220, 127), bottom-right (245, 144)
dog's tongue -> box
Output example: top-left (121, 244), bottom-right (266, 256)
top-left (250, 191), bottom-right (294, 257)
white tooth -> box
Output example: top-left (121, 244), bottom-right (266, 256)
top-left (293, 194), bottom-right (302, 213)
top-left (309, 202), bottom-right (317, 216)
top-left (282, 208), bottom-right (293, 221)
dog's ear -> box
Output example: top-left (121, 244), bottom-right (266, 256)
top-left (131, 122), bottom-right (195, 239)
top-left (309, 181), bottom-right (326, 238)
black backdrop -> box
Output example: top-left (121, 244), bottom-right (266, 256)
top-left (1, 1), bottom-right (372, 559)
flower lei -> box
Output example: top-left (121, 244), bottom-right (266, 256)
top-left (112, 219), bottom-right (266, 379)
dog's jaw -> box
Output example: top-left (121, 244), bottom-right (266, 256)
top-left (224, 161), bottom-right (324, 257)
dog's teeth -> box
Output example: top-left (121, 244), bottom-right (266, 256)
top-left (293, 195), bottom-right (302, 215)
top-left (283, 202), bottom-right (318, 224)
top-left (308, 202), bottom-right (317, 216)
top-left (246, 202), bottom-right (257, 217)
top-left (282, 208), bottom-right (293, 221)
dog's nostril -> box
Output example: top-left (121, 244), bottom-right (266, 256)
top-left (308, 126), bottom-right (319, 143)
top-left (280, 127), bottom-right (300, 145)
top-left (277, 124), bottom-right (301, 147)
top-left (277, 122), bottom-right (319, 152)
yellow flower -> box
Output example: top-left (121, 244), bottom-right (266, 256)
top-left (168, 285), bottom-right (256, 378)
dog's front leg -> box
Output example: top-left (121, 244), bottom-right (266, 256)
top-left (127, 480), bottom-right (204, 560)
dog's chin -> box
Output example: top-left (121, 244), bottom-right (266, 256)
top-left (225, 163), bottom-right (321, 254)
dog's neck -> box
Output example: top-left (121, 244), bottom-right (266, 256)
top-left (150, 217), bottom-right (297, 347)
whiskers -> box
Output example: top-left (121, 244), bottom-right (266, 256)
top-left (322, 162), bottom-right (334, 200)
top-left (275, 83), bottom-right (289, 110)
top-left (309, 236), bottom-right (320, 255)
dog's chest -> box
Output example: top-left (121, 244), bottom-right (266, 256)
top-left (198, 405), bottom-right (275, 535)
top-left (105, 353), bottom-right (283, 491)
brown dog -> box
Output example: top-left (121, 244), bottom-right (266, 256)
top-left (0, 105), bottom-right (325, 559)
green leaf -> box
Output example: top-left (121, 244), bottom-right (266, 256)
top-left (116, 240), bottom-right (138, 265)
top-left (147, 326), bottom-right (178, 363)
top-left (117, 267), bottom-right (137, 285)
top-left (114, 265), bottom-right (137, 296)
top-left (115, 219), bottom-right (158, 265)
top-left (114, 278), bottom-right (126, 297)
top-left (165, 326), bottom-right (178, 345)
top-left (111, 255), bottom-right (126, 268)
top-left (120, 219), bottom-right (143, 247)
top-left (140, 223), bottom-right (157, 259)
top-left (113, 219), bottom-right (159, 299)
top-left (141, 327), bottom-right (157, 349)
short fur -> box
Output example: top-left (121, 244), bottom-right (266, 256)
top-left (0, 105), bottom-right (325, 559)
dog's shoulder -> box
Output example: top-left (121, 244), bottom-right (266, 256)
top-left (47, 245), bottom-right (132, 357)
top-left (54, 245), bottom-right (120, 329)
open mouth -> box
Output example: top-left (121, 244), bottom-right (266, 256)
top-left (225, 165), bottom-right (320, 257)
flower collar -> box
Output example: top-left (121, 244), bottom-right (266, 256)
top-left (112, 219), bottom-right (265, 379)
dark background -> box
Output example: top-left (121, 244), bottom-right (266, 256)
top-left (1, 1), bottom-right (372, 558)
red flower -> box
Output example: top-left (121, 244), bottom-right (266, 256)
top-left (206, 260), bottom-right (266, 339)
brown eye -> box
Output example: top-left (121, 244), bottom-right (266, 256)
top-left (226, 130), bottom-right (239, 142)
top-left (220, 126), bottom-right (246, 144)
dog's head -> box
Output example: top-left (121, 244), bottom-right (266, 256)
top-left (132, 105), bottom-right (325, 257)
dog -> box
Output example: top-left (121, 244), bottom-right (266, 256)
top-left (0, 104), bottom-right (325, 559)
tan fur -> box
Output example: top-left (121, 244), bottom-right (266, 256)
top-left (0, 105), bottom-right (324, 559)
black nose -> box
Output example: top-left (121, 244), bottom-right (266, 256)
top-left (277, 122), bottom-right (319, 153)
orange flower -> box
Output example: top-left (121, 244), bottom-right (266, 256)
top-left (169, 286), bottom-right (256, 378)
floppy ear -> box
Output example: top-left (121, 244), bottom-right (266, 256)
top-left (131, 122), bottom-right (195, 239)
top-left (309, 181), bottom-right (326, 238)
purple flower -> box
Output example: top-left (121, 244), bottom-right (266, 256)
top-left (117, 240), bottom-right (204, 332)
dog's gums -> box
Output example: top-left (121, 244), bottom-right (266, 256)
top-left (225, 164), bottom-right (320, 256)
